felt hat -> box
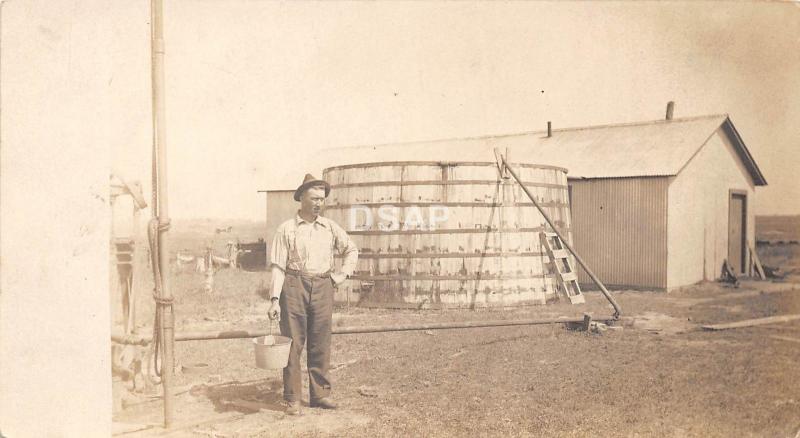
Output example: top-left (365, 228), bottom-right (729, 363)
top-left (294, 173), bottom-right (331, 201)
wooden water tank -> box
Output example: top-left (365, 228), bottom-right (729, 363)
top-left (322, 161), bottom-right (573, 308)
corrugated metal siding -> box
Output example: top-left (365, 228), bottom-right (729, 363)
top-left (570, 177), bottom-right (669, 289)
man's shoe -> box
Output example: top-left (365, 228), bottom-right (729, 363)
top-left (310, 397), bottom-right (338, 410)
top-left (285, 401), bottom-right (302, 416)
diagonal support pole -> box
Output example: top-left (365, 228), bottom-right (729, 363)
top-left (494, 148), bottom-right (622, 318)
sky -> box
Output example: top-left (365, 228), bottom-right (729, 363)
top-left (38, 1), bottom-right (800, 220)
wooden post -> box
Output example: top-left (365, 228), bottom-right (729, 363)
top-left (204, 248), bottom-right (215, 293)
top-left (131, 207), bottom-right (140, 334)
top-left (750, 245), bottom-right (766, 280)
top-left (582, 313), bottom-right (592, 331)
top-left (150, 0), bottom-right (175, 428)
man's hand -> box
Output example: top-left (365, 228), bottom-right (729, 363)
top-left (330, 272), bottom-right (347, 287)
top-left (268, 299), bottom-right (280, 321)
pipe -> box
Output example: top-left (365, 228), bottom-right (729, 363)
top-left (150, 0), bottom-right (175, 428)
top-left (496, 150), bottom-right (622, 318)
top-left (111, 315), bottom-right (616, 344)
top-left (334, 316), bottom-right (614, 334)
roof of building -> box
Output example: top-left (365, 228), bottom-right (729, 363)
top-left (314, 114), bottom-right (767, 186)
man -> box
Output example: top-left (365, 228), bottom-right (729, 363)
top-left (268, 173), bottom-right (359, 416)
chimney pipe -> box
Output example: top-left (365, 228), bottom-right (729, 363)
top-left (547, 121), bottom-right (552, 138)
top-left (665, 101), bottom-right (675, 120)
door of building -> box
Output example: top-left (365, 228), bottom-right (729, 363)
top-left (728, 193), bottom-right (747, 274)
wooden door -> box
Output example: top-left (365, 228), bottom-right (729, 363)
top-left (728, 193), bottom-right (747, 274)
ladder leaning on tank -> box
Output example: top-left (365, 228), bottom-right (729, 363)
top-left (540, 232), bottom-right (585, 304)
top-left (493, 148), bottom-right (621, 318)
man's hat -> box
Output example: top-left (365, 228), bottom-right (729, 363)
top-left (294, 173), bottom-right (331, 201)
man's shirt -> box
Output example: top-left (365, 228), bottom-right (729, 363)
top-left (270, 213), bottom-right (359, 277)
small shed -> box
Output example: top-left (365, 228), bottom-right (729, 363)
top-left (303, 114), bottom-right (766, 290)
top-left (540, 115), bottom-right (767, 289)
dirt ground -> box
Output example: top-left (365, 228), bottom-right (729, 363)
top-left (112, 240), bottom-right (800, 438)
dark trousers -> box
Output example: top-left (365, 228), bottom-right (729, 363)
top-left (279, 273), bottom-right (334, 403)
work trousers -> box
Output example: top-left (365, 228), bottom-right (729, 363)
top-left (279, 272), bottom-right (334, 403)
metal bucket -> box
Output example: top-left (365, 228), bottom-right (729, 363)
top-left (253, 334), bottom-right (292, 370)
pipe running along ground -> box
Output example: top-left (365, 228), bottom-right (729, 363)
top-left (111, 315), bottom-right (617, 345)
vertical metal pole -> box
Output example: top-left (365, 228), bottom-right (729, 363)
top-left (151, 0), bottom-right (175, 428)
